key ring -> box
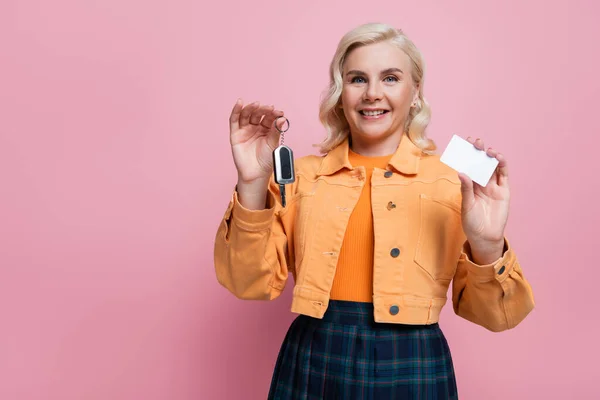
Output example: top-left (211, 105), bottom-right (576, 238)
top-left (274, 116), bottom-right (290, 133)
top-left (274, 116), bottom-right (289, 146)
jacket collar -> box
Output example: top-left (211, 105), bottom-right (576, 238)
top-left (316, 134), bottom-right (422, 176)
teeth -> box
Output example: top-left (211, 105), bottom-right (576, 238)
top-left (362, 110), bottom-right (386, 116)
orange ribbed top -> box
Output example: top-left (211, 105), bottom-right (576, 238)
top-left (329, 148), bottom-right (394, 303)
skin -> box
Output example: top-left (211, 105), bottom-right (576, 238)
top-left (340, 41), bottom-right (418, 157)
top-left (228, 40), bottom-right (508, 265)
top-left (228, 100), bottom-right (285, 211)
top-left (458, 137), bottom-right (508, 265)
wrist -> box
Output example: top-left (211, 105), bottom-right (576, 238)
top-left (468, 239), bottom-right (505, 265)
top-left (236, 177), bottom-right (270, 192)
top-left (236, 178), bottom-right (270, 210)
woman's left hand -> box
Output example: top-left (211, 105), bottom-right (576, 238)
top-left (458, 137), bottom-right (510, 265)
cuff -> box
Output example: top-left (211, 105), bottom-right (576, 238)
top-left (227, 189), bottom-right (276, 231)
top-left (461, 238), bottom-right (516, 283)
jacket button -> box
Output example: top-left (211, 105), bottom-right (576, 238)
top-left (384, 171), bottom-right (393, 178)
top-left (390, 305), bottom-right (399, 315)
top-left (498, 265), bottom-right (506, 274)
top-left (390, 248), bottom-right (400, 257)
top-left (387, 201), bottom-right (396, 210)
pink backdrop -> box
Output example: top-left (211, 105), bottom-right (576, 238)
top-left (1, 0), bottom-right (599, 398)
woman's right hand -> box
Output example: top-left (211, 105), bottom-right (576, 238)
top-left (229, 99), bottom-right (286, 209)
top-left (229, 99), bottom-right (285, 184)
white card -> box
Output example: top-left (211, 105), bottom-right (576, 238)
top-left (440, 134), bottom-right (499, 187)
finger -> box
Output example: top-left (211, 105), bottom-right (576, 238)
top-left (466, 137), bottom-right (485, 150)
top-left (274, 114), bottom-right (289, 131)
top-left (496, 153), bottom-right (509, 186)
top-left (229, 98), bottom-right (244, 132)
top-left (260, 108), bottom-right (284, 130)
top-left (474, 137), bottom-right (485, 150)
top-left (249, 104), bottom-right (271, 125)
top-left (467, 136), bottom-right (477, 146)
top-left (239, 102), bottom-right (259, 127)
top-left (458, 172), bottom-right (476, 211)
top-left (486, 147), bottom-right (498, 158)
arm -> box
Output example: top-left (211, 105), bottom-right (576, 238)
top-left (215, 98), bottom-right (293, 300)
top-left (453, 137), bottom-right (535, 332)
top-left (214, 179), bottom-right (292, 300)
top-left (452, 238), bottom-right (535, 332)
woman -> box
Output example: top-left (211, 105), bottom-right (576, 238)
top-left (214, 22), bottom-right (535, 399)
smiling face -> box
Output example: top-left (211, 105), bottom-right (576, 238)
top-left (341, 40), bottom-right (419, 155)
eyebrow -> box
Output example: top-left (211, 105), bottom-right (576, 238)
top-left (345, 68), bottom-right (404, 76)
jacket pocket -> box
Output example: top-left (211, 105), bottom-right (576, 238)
top-left (414, 194), bottom-right (463, 281)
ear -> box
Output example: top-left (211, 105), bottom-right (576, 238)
top-left (412, 85), bottom-right (420, 106)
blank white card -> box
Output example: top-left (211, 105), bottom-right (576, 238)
top-left (440, 135), bottom-right (499, 187)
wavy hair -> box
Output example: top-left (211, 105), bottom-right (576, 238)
top-left (316, 23), bottom-right (436, 154)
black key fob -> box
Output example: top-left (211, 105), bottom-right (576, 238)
top-left (273, 145), bottom-right (295, 185)
top-left (272, 116), bottom-right (294, 207)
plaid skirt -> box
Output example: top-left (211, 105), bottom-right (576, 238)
top-left (268, 300), bottom-right (458, 400)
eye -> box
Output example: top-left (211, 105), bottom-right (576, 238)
top-left (350, 76), bottom-right (366, 84)
top-left (384, 75), bottom-right (399, 83)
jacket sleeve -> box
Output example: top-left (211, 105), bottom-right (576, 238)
top-left (213, 179), bottom-right (293, 300)
top-left (452, 238), bottom-right (535, 332)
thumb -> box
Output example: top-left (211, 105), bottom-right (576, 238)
top-left (458, 172), bottom-right (475, 209)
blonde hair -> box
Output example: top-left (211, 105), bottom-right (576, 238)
top-left (316, 22), bottom-right (436, 154)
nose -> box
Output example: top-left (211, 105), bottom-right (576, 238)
top-left (363, 81), bottom-right (383, 102)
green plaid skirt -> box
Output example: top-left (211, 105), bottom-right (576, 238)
top-left (268, 300), bottom-right (458, 399)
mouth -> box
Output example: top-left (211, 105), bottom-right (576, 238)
top-left (359, 109), bottom-right (389, 119)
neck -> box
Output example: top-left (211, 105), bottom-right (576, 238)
top-left (349, 132), bottom-right (403, 157)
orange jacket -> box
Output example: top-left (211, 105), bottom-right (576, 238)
top-left (213, 134), bottom-right (535, 332)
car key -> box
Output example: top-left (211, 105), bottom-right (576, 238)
top-left (272, 116), bottom-right (295, 207)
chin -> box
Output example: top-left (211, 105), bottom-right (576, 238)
top-left (355, 126), bottom-right (392, 139)
top-left (352, 123), bottom-right (405, 143)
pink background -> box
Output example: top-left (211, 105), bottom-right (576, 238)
top-left (1, 0), bottom-right (598, 399)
